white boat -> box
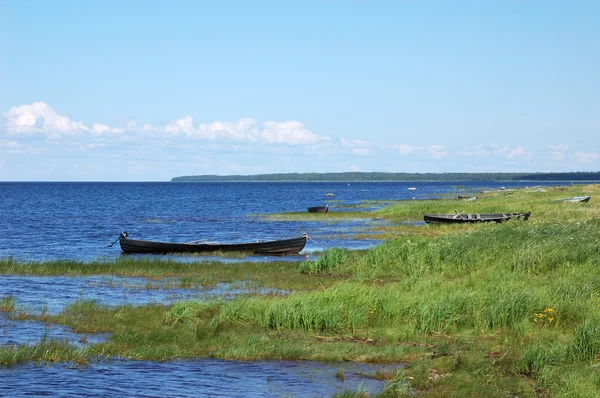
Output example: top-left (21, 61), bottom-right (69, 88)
top-left (552, 196), bottom-right (591, 203)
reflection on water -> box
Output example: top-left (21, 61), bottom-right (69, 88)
top-left (0, 359), bottom-right (401, 397)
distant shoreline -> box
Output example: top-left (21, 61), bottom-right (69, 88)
top-left (171, 172), bottom-right (600, 183)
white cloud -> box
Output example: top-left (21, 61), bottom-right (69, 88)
top-left (91, 123), bottom-right (122, 135)
top-left (2, 102), bottom-right (321, 146)
top-left (575, 152), bottom-right (599, 163)
top-left (4, 102), bottom-right (89, 138)
top-left (393, 144), bottom-right (413, 155)
top-left (165, 115), bottom-right (196, 135)
top-left (156, 116), bottom-right (318, 145)
top-left (340, 138), bottom-right (371, 148)
top-left (482, 145), bottom-right (532, 159)
top-left (547, 145), bottom-right (569, 161)
top-left (261, 120), bottom-right (318, 145)
top-left (506, 146), bottom-right (526, 159)
top-left (92, 123), bottom-right (111, 135)
top-left (426, 145), bottom-right (447, 159)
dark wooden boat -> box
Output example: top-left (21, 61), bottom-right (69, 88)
top-left (424, 211), bottom-right (531, 224)
top-left (552, 196), bottom-right (591, 203)
top-left (308, 205), bottom-right (328, 213)
top-left (115, 232), bottom-right (307, 255)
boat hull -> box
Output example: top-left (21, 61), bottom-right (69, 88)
top-left (120, 235), bottom-right (307, 256)
top-left (552, 196), bottom-right (591, 203)
top-left (307, 205), bottom-right (328, 213)
top-left (424, 211), bottom-right (531, 224)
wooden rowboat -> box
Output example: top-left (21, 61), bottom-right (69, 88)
top-left (552, 196), bottom-right (591, 203)
top-left (308, 205), bottom-right (328, 213)
top-left (115, 232), bottom-right (307, 255)
top-left (424, 211), bottom-right (531, 224)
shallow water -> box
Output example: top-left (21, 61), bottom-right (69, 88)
top-left (0, 275), bottom-right (284, 346)
top-left (0, 359), bottom-right (400, 397)
top-left (0, 275), bottom-right (284, 315)
top-left (0, 312), bottom-right (108, 347)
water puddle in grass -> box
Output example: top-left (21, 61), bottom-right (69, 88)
top-left (0, 359), bottom-right (401, 397)
top-left (0, 275), bottom-right (285, 346)
top-left (0, 312), bottom-right (108, 347)
top-left (0, 275), bottom-right (284, 315)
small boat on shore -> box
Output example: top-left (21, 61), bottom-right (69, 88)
top-left (424, 211), bottom-right (531, 224)
top-left (308, 205), bottom-right (328, 213)
top-left (552, 196), bottom-right (591, 203)
top-left (114, 232), bottom-right (307, 255)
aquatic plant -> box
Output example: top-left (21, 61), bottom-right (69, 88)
top-left (0, 295), bottom-right (15, 313)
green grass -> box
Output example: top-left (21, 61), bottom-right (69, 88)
top-left (2, 184), bottom-right (600, 396)
top-left (0, 257), bottom-right (341, 291)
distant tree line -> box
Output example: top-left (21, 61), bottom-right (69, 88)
top-left (171, 171), bottom-right (600, 182)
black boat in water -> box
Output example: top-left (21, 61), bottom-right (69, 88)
top-left (307, 205), bottom-right (328, 213)
top-left (113, 232), bottom-right (307, 255)
top-left (424, 211), bottom-right (531, 224)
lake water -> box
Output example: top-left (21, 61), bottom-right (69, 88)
top-left (0, 181), bottom-right (566, 262)
top-left (0, 181), bottom-right (575, 395)
top-left (0, 359), bottom-right (400, 397)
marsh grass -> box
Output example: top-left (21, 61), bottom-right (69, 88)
top-left (1, 295), bottom-right (15, 312)
top-left (0, 334), bottom-right (90, 366)
top-left (298, 247), bottom-right (352, 275)
top-left (0, 258), bottom-right (337, 291)
top-left (3, 184), bottom-right (600, 396)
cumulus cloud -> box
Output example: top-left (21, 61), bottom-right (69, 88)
top-left (2, 102), bottom-right (321, 146)
top-left (261, 120), bottom-right (318, 145)
top-left (160, 117), bottom-right (318, 145)
top-left (4, 102), bottom-right (88, 138)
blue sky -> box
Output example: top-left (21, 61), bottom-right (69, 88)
top-left (1, 1), bottom-right (598, 181)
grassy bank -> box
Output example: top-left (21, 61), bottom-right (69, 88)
top-left (2, 184), bottom-right (600, 396)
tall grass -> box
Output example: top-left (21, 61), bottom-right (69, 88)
top-left (298, 247), bottom-right (351, 275)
